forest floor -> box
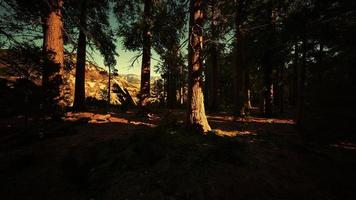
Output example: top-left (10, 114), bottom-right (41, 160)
top-left (0, 108), bottom-right (355, 200)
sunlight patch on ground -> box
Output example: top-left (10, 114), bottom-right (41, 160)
top-left (213, 129), bottom-right (256, 138)
top-left (331, 142), bottom-right (356, 151)
top-left (237, 117), bottom-right (296, 125)
top-left (64, 112), bottom-right (157, 127)
top-left (208, 115), bottom-right (295, 125)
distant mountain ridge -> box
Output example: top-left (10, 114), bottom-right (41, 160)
top-left (0, 49), bottom-right (162, 106)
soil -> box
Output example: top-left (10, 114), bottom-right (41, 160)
top-left (0, 109), bottom-right (355, 200)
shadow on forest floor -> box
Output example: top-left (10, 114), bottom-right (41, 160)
top-left (0, 109), bottom-right (356, 200)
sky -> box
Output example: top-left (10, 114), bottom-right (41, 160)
top-left (0, 3), bottom-right (162, 77)
top-left (90, 10), bottom-right (162, 77)
top-left (89, 40), bottom-right (161, 77)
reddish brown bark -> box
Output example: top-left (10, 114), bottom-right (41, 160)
top-left (42, 0), bottom-right (66, 111)
top-left (187, 0), bottom-right (211, 133)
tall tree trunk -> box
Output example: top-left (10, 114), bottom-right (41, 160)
top-left (187, 0), bottom-right (211, 133)
top-left (262, 8), bottom-right (277, 117)
top-left (167, 46), bottom-right (178, 108)
top-left (317, 42), bottom-right (324, 83)
top-left (279, 64), bottom-right (284, 113)
top-left (297, 35), bottom-right (307, 127)
top-left (290, 42), bottom-right (299, 106)
top-left (139, 0), bottom-right (152, 114)
top-left (234, 0), bottom-right (246, 116)
top-left (274, 64), bottom-right (284, 113)
top-left (73, 0), bottom-right (87, 111)
top-left (42, 0), bottom-right (65, 112)
top-left (245, 69), bottom-right (252, 110)
top-left (179, 64), bottom-right (184, 105)
top-left (210, 1), bottom-right (220, 111)
top-left (263, 49), bottom-right (273, 117)
top-left (107, 65), bottom-right (111, 106)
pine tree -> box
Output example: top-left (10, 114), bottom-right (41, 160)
top-left (187, 0), bottom-right (211, 133)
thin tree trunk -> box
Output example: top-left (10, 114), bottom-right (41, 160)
top-left (263, 49), bottom-right (273, 117)
top-left (42, 0), bottom-right (65, 112)
top-left (187, 0), bottom-right (211, 133)
top-left (262, 8), bottom-right (277, 117)
top-left (297, 35), bottom-right (307, 127)
top-left (107, 66), bottom-right (111, 106)
top-left (318, 42), bottom-right (324, 83)
top-left (139, 0), bottom-right (152, 114)
top-left (179, 64), bottom-right (184, 105)
top-left (234, 0), bottom-right (246, 116)
top-left (291, 42), bottom-right (299, 106)
top-left (245, 69), bottom-right (252, 109)
top-left (279, 64), bottom-right (284, 113)
top-left (210, 0), bottom-right (220, 111)
top-left (167, 46), bottom-right (178, 108)
top-left (73, 0), bottom-right (87, 111)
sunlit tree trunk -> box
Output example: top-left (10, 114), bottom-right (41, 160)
top-left (139, 0), bottom-right (152, 114)
top-left (187, 0), bottom-right (211, 133)
top-left (42, 0), bottom-right (66, 112)
top-left (73, 0), bottom-right (87, 111)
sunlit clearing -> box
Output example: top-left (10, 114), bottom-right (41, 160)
top-left (64, 112), bottom-right (157, 127)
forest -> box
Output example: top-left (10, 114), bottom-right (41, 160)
top-left (0, 0), bottom-right (356, 199)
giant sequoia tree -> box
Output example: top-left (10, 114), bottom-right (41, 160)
top-left (10, 0), bottom-right (67, 110)
top-left (42, 0), bottom-right (66, 111)
top-left (187, 0), bottom-right (211, 133)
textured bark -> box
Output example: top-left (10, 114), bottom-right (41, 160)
top-left (73, 0), bottom-right (87, 111)
top-left (187, 0), bottom-right (211, 133)
top-left (139, 0), bottom-right (152, 112)
top-left (42, 0), bottom-right (66, 111)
